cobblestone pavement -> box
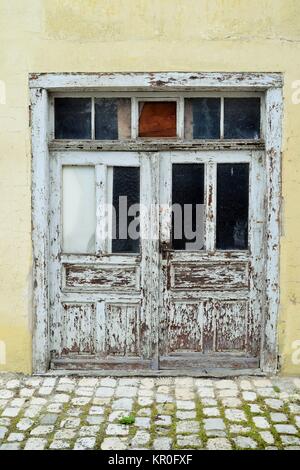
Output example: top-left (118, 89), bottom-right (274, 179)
top-left (0, 374), bottom-right (300, 450)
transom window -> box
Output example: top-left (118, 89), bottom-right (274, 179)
top-left (51, 93), bottom-right (263, 141)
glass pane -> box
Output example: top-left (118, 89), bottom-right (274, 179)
top-left (216, 163), bottom-right (249, 250)
top-left (172, 164), bottom-right (205, 250)
top-left (138, 101), bottom-right (177, 137)
top-left (112, 167), bottom-right (140, 253)
top-left (63, 166), bottom-right (96, 253)
top-left (95, 98), bottom-right (131, 140)
top-left (55, 98), bottom-right (91, 139)
top-left (224, 98), bottom-right (261, 139)
top-left (185, 98), bottom-right (220, 139)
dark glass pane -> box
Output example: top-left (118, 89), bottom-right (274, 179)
top-left (112, 167), bottom-right (140, 253)
top-left (55, 98), bottom-right (91, 139)
top-left (139, 101), bottom-right (177, 137)
top-left (216, 163), bottom-right (249, 250)
top-left (95, 98), bottom-right (131, 140)
top-left (224, 98), bottom-right (261, 139)
top-left (185, 98), bottom-right (220, 139)
top-left (172, 164), bottom-right (205, 250)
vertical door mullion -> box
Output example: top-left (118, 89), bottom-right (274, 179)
top-left (205, 162), bottom-right (217, 252)
top-left (95, 164), bottom-right (108, 255)
top-left (248, 151), bottom-right (265, 356)
top-left (159, 153), bottom-right (172, 359)
top-left (140, 152), bottom-right (160, 366)
top-left (160, 154), bottom-right (172, 245)
top-left (49, 154), bottom-right (62, 354)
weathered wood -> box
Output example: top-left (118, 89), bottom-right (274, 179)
top-left (61, 303), bottom-right (96, 355)
top-left (49, 139), bottom-right (265, 152)
top-left (49, 152), bottom-right (148, 367)
top-left (140, 152), bottom-right (160, 367)
top-left (31, 88), bottom-right (50, 373)
top-left (159, 150), bottom-right (265, 365)
top-left (43, 367), bottom-right (264, 377)
top-left (159, 153), bottom-right (172, 357)
top-left (105, 303), bottom-right (141, 356)
top-left (29, 71), bottom-right (283, 90)
top-left (95, 164), bottom-right (107, 254)
top-left (31, 73), bottom-right (282, 374)
top-left (167, 302), bottom-right (203, 353)
top-left (171, 261), bottom-right (249, 290)
top-left (215, 300), bottom-right (248, 352)
top-left (63, 264), bottom-right (140, 291)
top-left (51, 357), bottom-right (152, 370)
top-left (261, 88), bottom-right (283, 373)
top-left (49, 152), bottom-right (62, 355)
top-left (248, 151), bottom-right (266, 356)
top-left (160, 354), bottom-right (259, 370)
top-left (205, 162), bottom-right (216, 251)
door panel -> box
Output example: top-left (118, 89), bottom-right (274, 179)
top-left (49, 151), bottom-right (159, 369)
top-left (159, 151), bottom-right (265, 370)
top-left (61, 302), bottom-right (97, 355)
top-left (167, 301), bottom-right (204, 353)
top-left (104, 302), bottom-right (141, 356)
top-left (49, 150), bottom-right (265, 371)
top-left (214, 299), bottom-right (248, 352)
top-left (63, 264), bottom-right (140, 291)
top-left (170, 261), bottom-right (249, 290)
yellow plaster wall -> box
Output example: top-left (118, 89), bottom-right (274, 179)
top-left (0, 0), bottom-right (300, 374)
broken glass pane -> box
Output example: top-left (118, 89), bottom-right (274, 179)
top-left (172, 164), bottom-right (205, 250)
top-left (185, 98), bottom-right (221, 139)
top-left (138, 101), bottom-right (177, 137)
top-left (55, 98), bottom-right (91, 139)
top-left (95, 98), bottom-right (131, 140)
top-left (112, 167), bottom-right (140, 253)
top-left (224, 98), bottom-right (261, 139)
top-left (216, 163), bottom-right (249, 250)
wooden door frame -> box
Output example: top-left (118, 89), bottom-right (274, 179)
top-left (30, 72), bottom-right (283, 374)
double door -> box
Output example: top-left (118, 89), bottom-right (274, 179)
top-left (49, 150), bottom-right (265, 371)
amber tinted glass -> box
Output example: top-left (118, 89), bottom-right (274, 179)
top-left (138, 101), bottom-right (177, 137)
top-left (95, 98), bottom-right (131, 140)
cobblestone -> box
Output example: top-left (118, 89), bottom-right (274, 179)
top-left (0, 373), bottom-right (299, 450)
top-left (206, 437), bottom-right (232, 450)
top-left (234, 436), bottom-right (257, 449)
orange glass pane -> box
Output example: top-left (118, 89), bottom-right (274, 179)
top-left (138, 101), bottom-right (177, 137)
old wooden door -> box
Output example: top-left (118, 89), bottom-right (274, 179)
top-left (159, 150), bottom-right (265, 371)
top-left (49, 151), bottom-right (159, 370)
top-left (49, 149), bottom-right (265, 371)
